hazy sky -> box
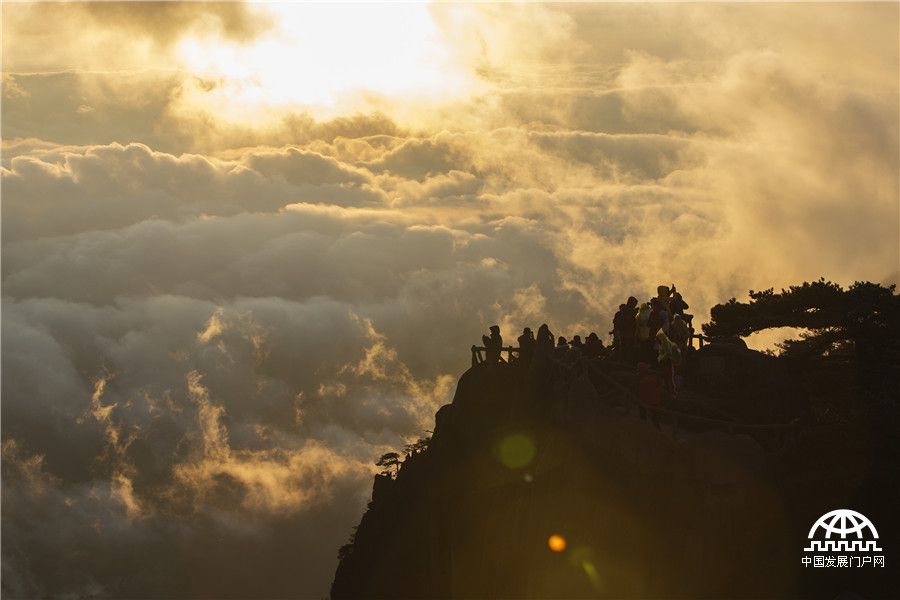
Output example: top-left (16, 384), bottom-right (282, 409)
top-left (2, 2), bottom-right (898, 598)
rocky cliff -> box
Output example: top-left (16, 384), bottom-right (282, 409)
top-left (331, 343), bottom-right (896, 598)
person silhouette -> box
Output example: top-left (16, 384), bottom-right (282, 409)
top-left (583, 332), bottom-right (604, 359)
top-left (656, 330), bottom-right (682, 398)
top-left (517, 327), bottom-right (535, 365)
top-left (656, 285), bottom-right (673, 313)
top-left (534, 324), bottom-right (554, 365)
top-left (635, 362), bottom-right (661, 427)
top-left (482, 325), bottom-right (502, 364)
top-left (670, 290), bottom-right (693, 328)
top-left (621, 296), bottom-right (638, 363)
top-left (554, 336), bottom-right (569, 358)
top-left (670, 314), bottom-right (690, 351)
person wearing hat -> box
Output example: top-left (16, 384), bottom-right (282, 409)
top-left (517, 327), bottom-right (535, 366)
top-left (482, 325), bottom-right (503, 364)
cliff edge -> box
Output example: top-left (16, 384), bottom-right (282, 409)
top-left (331, 341), bottom-right (896, 598)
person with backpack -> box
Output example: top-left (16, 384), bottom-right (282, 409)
top-left (669, 314), bottom-right (690, 352)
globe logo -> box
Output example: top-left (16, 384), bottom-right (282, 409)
top-left (804, 509), bottom-right (882, 552)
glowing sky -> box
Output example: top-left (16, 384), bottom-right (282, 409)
top-left (2, 2), bottom-right (898, 598)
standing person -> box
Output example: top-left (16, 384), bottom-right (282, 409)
top-left (534, 324), bottom-right (555, 364)
top-left (647, 299), bottom-right (664, 364)
top-left (619, 296), bottom-right (638, 363)
top-left (554, 336), bottom-right (569, 358)
top-left (612, 304), bottom-right (628, 355)
top-left (656, 285), bottom-right (674, 313)
top-left (517, 327), bottom-right (535, 366)
top-left (571, 335), bottom-right (584, 351)
top-left (635, 302), bottom-right (653, 364)
top-left (670, 290), bottom-right (689, 318)
top-left (583, 332), bottom-right (604, 359)
top-left (669, 289), bottom-right (693, 337)
top-left (635, 362), bottom-right (661, 427)
top-left (658, 309), bottom-right (670, 336)
top-left (669, 314), bottom-right (690, 352)
top-left (482, 325), bottom-right (503, 364)
top-left (656, 330), bottom-right (682, 398)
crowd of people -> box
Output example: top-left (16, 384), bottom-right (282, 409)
top-left (478, 284), bottom-right (695, 403)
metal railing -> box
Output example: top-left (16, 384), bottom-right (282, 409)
top-left (469, 340), bottom-right (798, 447)
top-left (471, 345), bottom-right (521, 365)
top-left (574, 356), bottom-right (799, 445)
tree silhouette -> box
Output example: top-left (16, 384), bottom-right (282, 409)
top-left (704, 279), bottom-right (900, 431)
top-left (703, 279), bottom-right (900, 364)
top-left (376, 452), bottom-right (401, 477)
top-left (404, 437), bottom-right (430, 455)
top-left (337, 527), bottom-right (358, 560)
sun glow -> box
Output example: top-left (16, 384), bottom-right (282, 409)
top-left (176, 2), bottom-right (472, 120)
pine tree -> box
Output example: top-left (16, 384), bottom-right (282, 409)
top-left (703, 279), bottom-right (900, 364)
top-left (375, 452), bottom-right (401, 477)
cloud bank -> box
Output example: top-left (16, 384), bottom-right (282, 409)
top-left (2, 2), bottom-right (897, 598)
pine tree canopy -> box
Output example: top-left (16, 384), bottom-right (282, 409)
top-left (703, 279), bottom-right (900, 363)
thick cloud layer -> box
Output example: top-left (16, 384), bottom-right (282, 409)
top-left (1, 2), bottom-right (274, 72)
top-left (2, 3), bottom-right (898, 599)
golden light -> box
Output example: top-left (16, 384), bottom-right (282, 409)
top-left (548, 534), bottom-right (567, 552)
top-left (175, 2), bottom-right (474, 121)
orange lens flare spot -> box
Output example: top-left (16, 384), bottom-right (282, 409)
top-left (548, 534), bottom-right (566, 552)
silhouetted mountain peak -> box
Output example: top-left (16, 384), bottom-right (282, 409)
top-left (331, 336), bottom-right (896, 599)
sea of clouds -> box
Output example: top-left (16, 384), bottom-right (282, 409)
top-left (2, 3), bottom-right (897, 598)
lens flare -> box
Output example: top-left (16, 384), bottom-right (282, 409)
top-left (497, 433), bottom-right (535, 469)
top-left (581, 560), bottom-right (603, 590)
top-left (568, 545), bottom-right (604, 591)
top-left (548, 534), bottom-right (567, 552)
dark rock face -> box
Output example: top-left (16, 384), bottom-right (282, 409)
top-left (331, 353), bottom-right (896, 599)
top-left (683, 341), bottom-right (805, 423)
